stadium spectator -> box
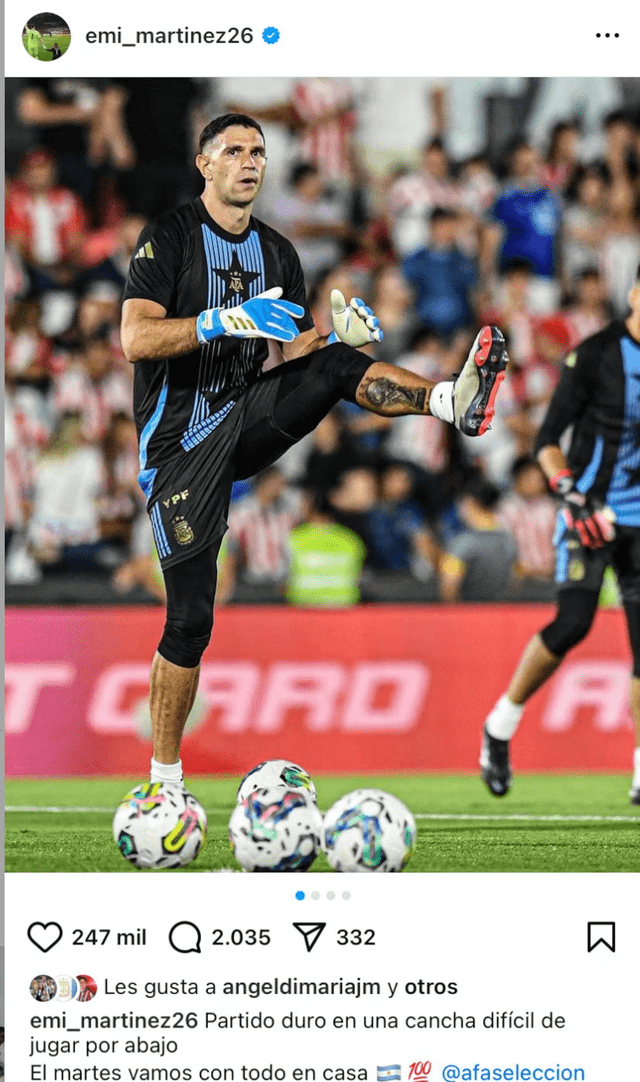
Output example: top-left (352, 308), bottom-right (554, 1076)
top-left (5, 297), bottom-right (55, 384)
top-left (401, 207), bottom-right (477, 336)
top-left (78, 213), bottom-right (148, 299)
top-left (540, 120), bottom-right (582, 194)
top-left (5, 148), bottom-right (86, 288)
top-left (383, 326), bottom-right (457, 514)
top-left (218, 467), bottom-right (303, 604)
top-left (328, 465), bottom-right (378, 553)
top-left (365, 462), bottom-right (441, 579)
top-left (227, 77), bottom-right (359, 188)
top-left (497, 456), bottom-right (557, 598)
top-left (479, 258), bottom-right (537, 368)
top-left (5, 393), bottom-right (32, 554)
top-left (387, 137), bottom-right (464, 257)
top-left (107, 79), bottom-right (205, 217)
top-left (101, 413), bottom-right (141, 545)
top-left (594, 109), bottom-right (640, 186)
top-left (368, 263), bottom-right (417, 365)
top-left (286, 490), bottom-right (366, 608)
top-left (27, 412), bottom-right (108, 572)
top-left (52, 333), bottom-right (132, 442)
top-left (563, 268), bottom-right (610, 347)
top-left (270, 163), bottom-right (352, 286)
top-left (600, 179), bottom-right (640, 315)
top-left (17, 79), bottom-right (108, 206)
top-left (562, 168), bottom-right (607, 287)
top-left (303, 410), bottom-right (364, 496)
top-left (490, 140), bottom-right (562, 313)
top-left (439, 477), bottom-right (517, 602)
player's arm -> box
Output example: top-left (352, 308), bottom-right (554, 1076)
top-left (121, 299), bottom-right (199, 362)
top-left (534, 344), bottom-right (615, 548)
top-left (122, 290), bottom-right (306, 363)
top-left (18, 87), bottom-right (95, 126)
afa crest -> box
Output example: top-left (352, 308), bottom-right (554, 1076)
top-left (173, 516), bottom-right (195, 546)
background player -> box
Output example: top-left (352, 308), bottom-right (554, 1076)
top-left (481, 264), bottom-right (640, 805)
top-left (120, 113), bottom-right (508, 790)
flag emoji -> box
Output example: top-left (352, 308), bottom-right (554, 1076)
top-left (377, 1068), bottom-right (401, 1082)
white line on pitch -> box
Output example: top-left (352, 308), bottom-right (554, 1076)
top-left (6, 806), bottom-right (639, 822)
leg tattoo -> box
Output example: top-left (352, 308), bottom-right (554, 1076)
top-left (361, 376), bottom-right (427, 414)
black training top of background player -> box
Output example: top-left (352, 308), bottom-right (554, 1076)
top-left (535, 320), bottom-right (640, 526)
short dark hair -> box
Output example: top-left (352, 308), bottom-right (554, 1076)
top-left (430, 205), bottom-right (457, 224)
top-left (502, 257), bottom-right (534, 277)
top-left (511, 455), bottom-right (540, 481)
top-left (198, 114), bottom-right (264, 155)
top-left (289, 161), bottom-right (319, 188)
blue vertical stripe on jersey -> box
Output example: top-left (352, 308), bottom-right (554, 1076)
top-left (150, 503), bottom-right (171, 559)
top-left (185, 226), bottom-right (266, 443)
top-left (138, 375), bottom-right (168, 471)
top-left (607, 336), bottom-right (640, 526)
top-left (137, 467), bottom-right (158, 503)
top-left (576, 434), bottom-right (604, 494)
top-left (553, 509), bottom-right (569, 583)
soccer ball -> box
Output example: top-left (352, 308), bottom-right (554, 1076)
top-left (236, 759), bottom-right (317, 804)
top-left (229, 786), bottom-right (323, 872)
top-left (322, 789), bottom-right (416, 872)
top-left (113, 783), bottom-right (207, 869)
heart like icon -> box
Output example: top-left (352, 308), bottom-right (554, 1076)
top-left (28, 921), bottom-right (63, 953)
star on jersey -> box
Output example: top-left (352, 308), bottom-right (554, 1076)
top-left (213, 251), bottom-right (260, 305)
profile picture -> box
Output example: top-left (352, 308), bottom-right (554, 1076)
top-left (30, 974), bottom-right (57, 1001)
top-left (76, 974), bottom-right (98, 1002)
top-left (22, 12), bottom-right (71, 61)
top-left (55, 974), bottom-right (78, 1002)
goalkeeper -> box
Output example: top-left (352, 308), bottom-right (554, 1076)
top-left (480, 265), bottom-right (640, 806)
top-left (121, 113), bottom-right (508, 788)
top-left (25, 24), bottom-right (42, 56)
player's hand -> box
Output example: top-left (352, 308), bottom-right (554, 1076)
top-left (329, 289), bottom-right (383, 347)
top-left (196, 288), bottom-right (304, 344)
top-left (551, 470), bottom-right (616, 548)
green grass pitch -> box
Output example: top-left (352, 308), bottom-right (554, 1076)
top-left (23, 33), bottom-right (71, 60)
top-left (6, 775), bottom-right (639, 873)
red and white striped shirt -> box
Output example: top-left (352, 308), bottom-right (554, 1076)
top-left (227, 491), bottom-right (302, 582)
top-left (498, 493), bottom-right (557, 578)
top-left (5, 182), bottom-right (85, 266)
top-left (292, 79), bottom-right (356, 183)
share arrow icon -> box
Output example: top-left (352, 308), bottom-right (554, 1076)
top-left (293, 922), bottom-right (327, 953)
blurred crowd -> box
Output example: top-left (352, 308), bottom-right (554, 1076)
top-left (5, 76), bottom-right (640, 606)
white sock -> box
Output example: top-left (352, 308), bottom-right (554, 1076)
top-left (150, 758), bottom-right (183, 785)
top-left (429, 381), bottom-right (455, 424)
top-left (633, 747), bottom-right (640, 786)
top-left (485, 694), bottom-right (525, 741)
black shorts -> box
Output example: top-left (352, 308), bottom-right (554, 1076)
top-left (555, 519), bottom-right (640, 604)
top-left (145, 344), bottom-right (370, 569)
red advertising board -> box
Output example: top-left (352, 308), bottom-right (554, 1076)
top-left (5, 605), bottom-right (634, 777)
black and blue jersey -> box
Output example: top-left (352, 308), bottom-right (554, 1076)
top-left (123, 197), bottom-right (313, 484)
top-left (535, 320), bottom-right (640, 528)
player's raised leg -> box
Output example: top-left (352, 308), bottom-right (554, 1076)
top-left (355, 325), bottom-right (508, 436)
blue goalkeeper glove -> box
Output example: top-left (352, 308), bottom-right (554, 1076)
top-left (196, 287), bottom-right (304, 344)
top-left (327, 289), bottom-right (383, 347)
